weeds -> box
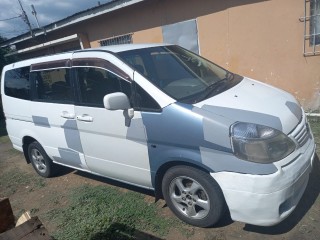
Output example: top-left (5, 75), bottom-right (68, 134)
top-left (0, 169), bottom-right (46, 196)
top-left (0, 135), bottom-right (9, 143)
top-left (309, 118), bottom-right (320, 155)
top-left (48, 185), bottom-right (181, 240)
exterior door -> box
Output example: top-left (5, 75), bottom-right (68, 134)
top-left (72, 51), bottom-right (152, 188)
top-left (29, 60), bottom-right (88, 170)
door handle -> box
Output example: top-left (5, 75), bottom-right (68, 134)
top-left (76, 114), bottom-right (93, 122)
top-left (61, 111), bottom-right (75, 119)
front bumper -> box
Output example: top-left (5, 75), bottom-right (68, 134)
top-left (211, 136), bottom-right (316, 226)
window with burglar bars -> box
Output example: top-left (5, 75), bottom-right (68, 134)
top-left (99, 34), bottom-right (133, 47)
top-left (300, 0), bottom-right (320, 56)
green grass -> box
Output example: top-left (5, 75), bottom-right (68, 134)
top-left (0, 119), bottom-right (8, 143)
top-left (47, 185), bottom-right (182, 240)
top-left (0, 169), bottom-right (46, 195)
top-left (309, 117), bottom-right (320, 155)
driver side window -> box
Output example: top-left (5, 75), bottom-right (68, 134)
top-left (74, 67), bottom-right (132, 107)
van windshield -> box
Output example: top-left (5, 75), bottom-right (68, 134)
top-left (118, 45), bottom-right (242, 103)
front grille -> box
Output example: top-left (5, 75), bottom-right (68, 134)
top-left (291, 118), bottom-right (310, 147)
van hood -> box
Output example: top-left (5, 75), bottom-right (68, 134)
top-left (193, 77), bottom-right (302, 134)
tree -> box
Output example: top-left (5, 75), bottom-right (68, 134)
top-left (0, 36), bottom-right (17, 73)
top-left (0, 35), bottom-right (18, 119)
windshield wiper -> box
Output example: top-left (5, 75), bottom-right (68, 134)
top-left (195, 74), bottom-right (233, 103)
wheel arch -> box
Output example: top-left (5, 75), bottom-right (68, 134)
top-left (22, 136), bottom-right (39, 164)
top-left (154, 160), bottom-right (212, 200)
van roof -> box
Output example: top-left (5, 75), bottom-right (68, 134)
top-left (79, 43), bottom-right (172, 53)
top-left (3, 43), bottom-right (173, 69)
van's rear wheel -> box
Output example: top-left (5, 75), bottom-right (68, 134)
top-left (162, 166), bottom-right (225, 227)
top-left (28, 141), bottom-right (56, 178)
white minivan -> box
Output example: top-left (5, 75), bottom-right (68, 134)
top-left (0, 44), bottom-right (316, 227)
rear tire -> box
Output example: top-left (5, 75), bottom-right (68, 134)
top-left (28, 141), bottom-right (56, 178)
top-left (162, 165), bottom-right (225, 227)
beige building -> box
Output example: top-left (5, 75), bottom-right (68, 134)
top-left (1, 0), bottom-right (319, 110)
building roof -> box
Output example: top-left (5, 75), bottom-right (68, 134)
top-left (0, 0), bottom-right (146, 48)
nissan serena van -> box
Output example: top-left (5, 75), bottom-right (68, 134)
top-left (1, 44), bottom-right (315, 227)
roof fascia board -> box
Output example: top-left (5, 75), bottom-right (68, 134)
top-left (5, 34), bottom-right (79, 57)
top-left (0, 0), bottom-right (145, 48)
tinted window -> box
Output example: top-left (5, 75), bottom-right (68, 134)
top-left (119, 46), bottom-right (241, 103)
top-left (4, 67), bottom-right (30, 100)
top-left (134, 83), bottom-right (161, 111)
top-left (75, 67), bottom-right (132, 106)
top-left (32, 68), bottom-right (73, 102)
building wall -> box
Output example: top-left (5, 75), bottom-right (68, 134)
top-left (85, 0), bottom-right (320, 110)
top-left (13, 0), bottom-right (320, 110)
top-left (196, 0), bottom-right (320, 111)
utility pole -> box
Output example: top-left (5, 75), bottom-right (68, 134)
top-left (18, 0), bottom-right (33, 37)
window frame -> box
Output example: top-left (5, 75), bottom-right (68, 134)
top-left (71, 57), bottom-right (162, 112)
top-left (71, 58), bottom-right (133, 108)
top-left (30, 59), bottom-right (76, 104)
top-left (4, 66), bottom-right (31, 100)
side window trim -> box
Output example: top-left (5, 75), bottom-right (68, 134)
top-left (72, 57), bottom-right (133, 108)
top-left (30, 59), bottom-right (71, 72)
top-left (71, 58), bottom-right (131, 81)
top-left (30, 59), bottom-right (76, 104)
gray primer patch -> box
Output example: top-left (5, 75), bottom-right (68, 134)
top-left (62, 119), bottom-right (84, 153)
top-left (192, 106), bottom-right (233, 149)
top-left (200, 147), bottom-right (277, 175)
top-left (285, 101), bottom-right (302, 122)
top-left (32, 116), bottom-right (51, 128)
top-left (202, 105), bottom-right (283, 131)
top-left (141, 103), bottom-right (278, 187)
top-left (54, 148), bottom-right (82, 168)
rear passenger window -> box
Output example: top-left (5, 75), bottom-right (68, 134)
top-left (32, 68), bottom-right (73, 102)
top-left (75, 67), bottom-right (132, 106)
top-left (4, 67), bottom-right (30, 100)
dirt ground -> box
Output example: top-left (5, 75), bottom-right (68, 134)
top-left (0, 136), bottom-right (319, 240)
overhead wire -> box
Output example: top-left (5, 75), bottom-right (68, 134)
top-left (0, 16), bottom-right (21, 21)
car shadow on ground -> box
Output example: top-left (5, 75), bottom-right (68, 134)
top-left (0, 119), bottom-right (7, 137)
top-left (89, 222), bottom-right (164, 240)
top-left (51, 165), bottom-right (75, 177)
top-left (74, 170), bottom-right (155, 197)
top-left (244, 154), bottom-right (320, 234)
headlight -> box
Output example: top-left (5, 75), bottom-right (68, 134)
top-left (230, 122), bottom-right (296, 163)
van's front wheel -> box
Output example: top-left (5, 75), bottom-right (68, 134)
top-left (28, 141), bottom-right (56, 178)
top-left (162, 166), bottom-right (225, 227)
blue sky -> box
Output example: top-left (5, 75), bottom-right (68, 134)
top-left (0, 0), bottom-right (111, 39)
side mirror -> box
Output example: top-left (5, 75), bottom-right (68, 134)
top-left (103, 92), bottom-right (130, 110)
top-left (103, 92), bottom-right (134, 119)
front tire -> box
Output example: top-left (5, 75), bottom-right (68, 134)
top-left (162, 166), bottom-right (225, 227)
top-left (28, 141), bottom-right (56, 178)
